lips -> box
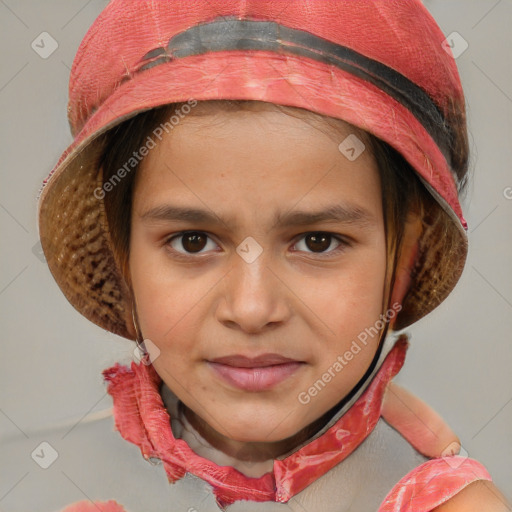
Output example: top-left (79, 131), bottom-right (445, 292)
top-left (209, 353), bottom-right (301, 368)
top-left (207, 353), bottom-right (305, 391)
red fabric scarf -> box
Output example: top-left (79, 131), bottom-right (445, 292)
top-left (102, 337), bottom-right (408, 507)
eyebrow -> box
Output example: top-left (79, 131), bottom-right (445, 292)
top-left (139, 203), bottom-right (375, 230)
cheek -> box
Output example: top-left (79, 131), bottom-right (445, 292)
top-left (337, 245), bottom-right (387, 308)
top-left (304, 252), bottom-right (387, 398)
top-left (128, 231), bottom-right (190, 342)
top-left (132, 272), bottom-right (201, 345)
top-left (327, 247), bottom-right (387, 347)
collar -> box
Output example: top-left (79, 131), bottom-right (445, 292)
top-left (102, 335), bottom-right (408, 508)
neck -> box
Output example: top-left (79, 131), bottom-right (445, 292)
top-left (180, 397), bottom-right (344, 462)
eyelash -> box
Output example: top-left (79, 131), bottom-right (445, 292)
top-left (163, 231), bottom-right (351, 261)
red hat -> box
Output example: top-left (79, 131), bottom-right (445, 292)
top-left (37, 0), bottom-right (469, 340)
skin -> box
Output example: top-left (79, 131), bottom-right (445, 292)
top-left (126, 105), bottom-right (511, 508)
top-left (128, 105), bottom-right (388, 460)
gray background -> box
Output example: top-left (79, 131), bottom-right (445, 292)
top-left (1, 0), bottom-right (511, 508)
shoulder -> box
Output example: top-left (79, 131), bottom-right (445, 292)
top-left (432, 480), bottom-right (511, 511)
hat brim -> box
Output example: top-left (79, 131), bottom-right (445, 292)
top-left (37, 52), bottom-right (468, 339)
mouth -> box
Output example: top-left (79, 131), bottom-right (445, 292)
top-left (207, 353), bottom-right (305, 391)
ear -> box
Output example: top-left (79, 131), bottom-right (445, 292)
top-left (389, 212), bottom-right (423, 327)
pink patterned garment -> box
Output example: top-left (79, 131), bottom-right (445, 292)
top-left (60, 339), bottom-right (491, 511)
top-left (61, 502), bottom-right (124, 512)
top-left (380, 457), bottom-right (491, 511)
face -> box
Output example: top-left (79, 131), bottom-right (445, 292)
top-left (129, 105), bottom-right (387, 447)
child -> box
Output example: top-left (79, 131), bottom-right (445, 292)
top-left (36, 1), bottom-right (509, 510)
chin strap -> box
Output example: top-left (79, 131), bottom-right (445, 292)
top-left (275, 330), bottom-right (402, 458)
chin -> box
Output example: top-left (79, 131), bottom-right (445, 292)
top-left (224, 414), bottom-right (307, 444)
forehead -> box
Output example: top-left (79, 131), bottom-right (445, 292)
top-left (171, 101), bottom-right (367, 144)
top-left (133, 106), bottom-right (381, 227)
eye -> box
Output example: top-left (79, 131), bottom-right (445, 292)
top-left (164, 230), bottom-right (349, 259)
top-left (166, 231), bottom-right (218, 256)
top-left (293, 232), bottom-right (348, 257)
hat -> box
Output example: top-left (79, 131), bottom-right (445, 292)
top-left (37, 0), bottom-right (469, 340)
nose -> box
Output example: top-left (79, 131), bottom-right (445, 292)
top-left (215, 248), bottom-right (292, 334)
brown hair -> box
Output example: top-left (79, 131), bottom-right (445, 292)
top-left (98, 100), bottom-right (446, 315)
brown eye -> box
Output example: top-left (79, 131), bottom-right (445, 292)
top-left (167, 231), bottom-right (216, 255)
top-left (305, 233), bottom-right (331, 252)
top-left (182, 232), bottom-right (207, 252)
top-left (294, 232), bottom-right (346, 256)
